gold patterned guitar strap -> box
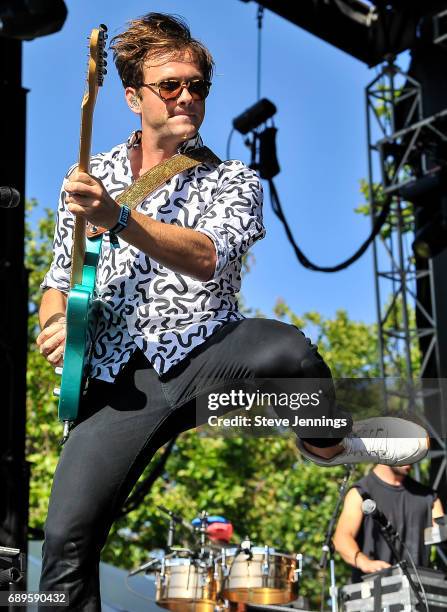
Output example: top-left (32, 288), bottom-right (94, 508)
top-left (85, 146), bottom-right (222, 238)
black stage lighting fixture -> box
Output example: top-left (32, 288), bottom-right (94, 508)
top-left (258, 126), bottom-right (280, 179)
top-left (0, 0), bottom-right (67, 40)
top-left (412, 196), bottom-right (447, 258)
top-left (413, 215), bottom-right (447, 258)
top-left (398, 173), bottom-right (444, 203)
top-left (233, 98), bottom-right (277, 135)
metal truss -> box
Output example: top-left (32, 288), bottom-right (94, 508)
top-left (365, 58), bottom-right (447, 495)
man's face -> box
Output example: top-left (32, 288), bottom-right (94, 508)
top-left (391, 464), bottom-right (412, 477)
top-left (126, 50), bottom-right (206, 146)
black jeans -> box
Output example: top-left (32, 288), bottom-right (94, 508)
top-left (38, 318), bottom-right (348, 611)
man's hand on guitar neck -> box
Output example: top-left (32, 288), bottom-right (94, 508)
top-left (64, 170), bottom-right (121, 229)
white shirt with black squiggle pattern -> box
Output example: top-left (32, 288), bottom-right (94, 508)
top-left (41, 133), bottom-right (265, 381)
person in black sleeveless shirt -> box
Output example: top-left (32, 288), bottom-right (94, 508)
top-left (333, 464), bottom-right (444, 581)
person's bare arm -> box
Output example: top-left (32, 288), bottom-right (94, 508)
top-left (36, 288), bottom-right (67, 366)
top-left (333, 487), bottom-right (391, 574)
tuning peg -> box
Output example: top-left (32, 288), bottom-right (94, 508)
top-left (55, 367), bottom-right (63, 376)
top-left (53, 387), bottom-right (61, 397)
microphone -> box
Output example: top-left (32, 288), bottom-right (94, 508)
top-left (0, 186), bottom-right (20, 209)
top-left (232, 98), bottom-right (277, 135)
top-left (362, 498), bottom-right (397, 536)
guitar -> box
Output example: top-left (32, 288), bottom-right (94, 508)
top-left (54, 25), bottom-right (107, 441)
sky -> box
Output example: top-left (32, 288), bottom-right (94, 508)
top-left (23, 0), bottom-right (397, 325)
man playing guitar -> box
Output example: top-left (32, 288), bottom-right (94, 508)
top-left (36, 13), bottom-right (429, 610)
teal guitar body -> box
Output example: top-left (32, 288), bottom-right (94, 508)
top-left (56, 235), bottom-right (102, 425)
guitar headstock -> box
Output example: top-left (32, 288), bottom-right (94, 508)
top-left (83, 24), bottom-right (108, 109)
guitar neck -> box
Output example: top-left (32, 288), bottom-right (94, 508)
top-left (70, 93), bottom-right (96, 288)
top-left (69, 25), bottom-right (106, 288)
top-left (78, 109), bottom-right (93, 173)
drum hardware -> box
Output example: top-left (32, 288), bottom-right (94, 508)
top-left (217, 543), bottom-right (300, 605)
top-left (293, 554), bottom-right (303, 584)
top-left (160, 556), bottom-right (166, 584)
top-left (169, 547), bottom-right (194, 555)
top-left (240, 537), bottom-right (254, 558)
top-left (128, 556), bottom-right (160, 577)
top-left (158, 504), bottom-right (195, 554)
top-left (128, 506), bottom-right (303, 611)
top-left (198, 510), bottom-right (211, 557)
top-left (262, 546), bottom-right (270, 577)
top-left (221, 547), bottom-right (229, 577)
top-left (214, 558), bottom-right (221, 581)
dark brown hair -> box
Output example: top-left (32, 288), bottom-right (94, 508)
top-left (110, 13), bottom-right (214, 89)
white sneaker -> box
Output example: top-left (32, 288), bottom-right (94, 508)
top-left (296, 417), bottom-right (429, 466)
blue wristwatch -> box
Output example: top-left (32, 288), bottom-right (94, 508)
top-left (109, 205), bottom-right (131, 235)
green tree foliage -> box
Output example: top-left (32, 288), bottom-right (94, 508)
top-left (26, 201), bottom-right (61, 529)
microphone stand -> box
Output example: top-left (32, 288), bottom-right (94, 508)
top-left (319, 465), bottom-right (354, 612)
top-left (374, 522), bottom-right (426, 610)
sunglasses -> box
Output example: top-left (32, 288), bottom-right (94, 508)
top-left (141, 78), bottom-right (211, 101)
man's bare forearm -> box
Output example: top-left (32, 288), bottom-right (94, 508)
top-left (119, 211), bottom-right (216, 281)
top-left (333, 533), bottom-right (362, 567)
top-left (39, 288), bottom-right (67, 330)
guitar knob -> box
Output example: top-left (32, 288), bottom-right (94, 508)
top-left (53, 387), bottom-right (61, 397)
top-left (55, 367), bottom-right (63, 376)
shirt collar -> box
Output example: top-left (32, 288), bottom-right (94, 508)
top-left (177, 132), bottom-right (203, 153)
top-left (124, 130), bottom-right (203, 156)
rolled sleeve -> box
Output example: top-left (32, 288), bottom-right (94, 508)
top-left (40, 169), bottom-right (75, 295)
top-left (195, 162), bottom-right (265, 278)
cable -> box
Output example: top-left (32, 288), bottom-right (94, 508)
top-left (267, 178), bottom-right (392, 273)
top-left (256, 5), bottom-right (264, 101)
top-left (226, 128), bottom-right (234, 160)
top-left (400, 541), bottom-right (429, 612)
